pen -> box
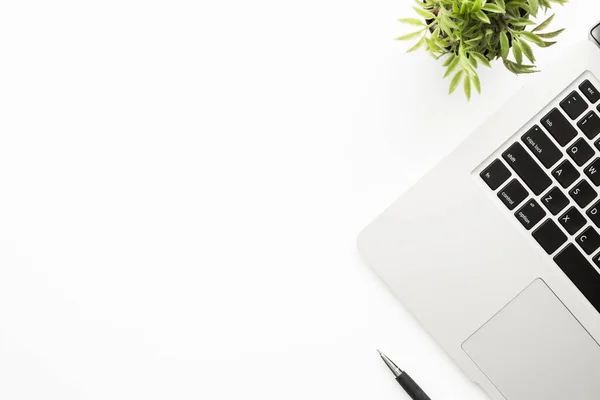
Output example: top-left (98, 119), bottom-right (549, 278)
top-left (377, 350), bottom-right (432, 400)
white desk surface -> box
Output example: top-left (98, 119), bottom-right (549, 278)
top-left (0, 1), bottom-right (597, 399)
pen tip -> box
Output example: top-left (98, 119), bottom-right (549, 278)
top-left (377, 349), bottom-right (403, 377)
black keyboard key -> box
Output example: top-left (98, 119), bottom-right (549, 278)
top-left (521, 125), bottom-right (562, 168)
top-left (480, 159), bottom-right (511, 190)
top-left (554, 244), bottom-right (600, 315)
top-left (552, 160), bottom-right (580, 188)
top-left (578, 111), bottom-right (600, 139)
top-left (502, 143), bottom-right (552, 195)
top-left (515, 199), bottom-right (546, 230)
top-left (569, 180), bottom-right (597, 208)
top-left (559, 206), bottom-right (587, 235)
top-left (533, 219), bottom-right (567, 254)
top-left (560, 90), bottom-right (588, 120)
top-left (580, 80), bottom-right (600, 103)
top-left (541, 108), bottom-right (577, 146)
top-left (577, 226), bottom-right (600, 255)
top-left (497, 179), bottom-right (528, 210)
top-left (584, 158), bottom-right (600, 186)
top-left (540, 186), bottom-right (569, 215)
top-left (567, 138), bottom-right (595, 166)
top-left (593, 250), bottom-right (600, 268)
top-left (587, 200), bottom-right (600, 228)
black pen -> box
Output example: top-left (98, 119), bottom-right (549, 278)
top-left (378, 350), bottom-right (432, 400)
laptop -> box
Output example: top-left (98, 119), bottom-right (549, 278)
top-left (358, 23), bottom-right (600, 400)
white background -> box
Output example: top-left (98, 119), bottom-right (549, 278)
top-left (0, 1), bottom-right (597, 399)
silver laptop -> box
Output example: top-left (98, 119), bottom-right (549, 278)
top-left (358, 24), bottom-right (600, 400)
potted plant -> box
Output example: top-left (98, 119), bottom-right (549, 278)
top-left (398, 0), bottom-right (569, 99)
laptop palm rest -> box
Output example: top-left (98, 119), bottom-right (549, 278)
top-left (462, 279), bottom-right (600, 400)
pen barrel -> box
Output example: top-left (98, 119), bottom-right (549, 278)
top-left (396, 372), bottom-right (431, 400)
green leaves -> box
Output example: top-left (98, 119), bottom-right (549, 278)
top-left (412, 6), bottom-right (435, 20)
top-left (520, 31), bottom-right (546, 46)
top-left (537, 28), bottom-right (564, 39)
top-left (464, 74), bottom-right (472, 100)
top-left (519, 39), bottom-right (536, 63)
top-left (406, 36), bottom-right (426, 53)
top-left (445, 50), bottom-right (483, 100)
top-left (482, 3), bottom-right (506, 13)
top-left (471, 0), bottom-right (483, 12)
top-left (513, 40), bottom-right (523, 64)
top-left (443, 55), bottom-right (461, 78)
top-left (472, 74), bottom-right (481, 94)
top-left (396, 30), bottom-right (425, 41)
top-left (529, 0), bottom-right (540, 16)
top-left (533, 13), bottom-right (555, 32)
top-left (510, 18), bottom-right (536, 27)
top-left (397, 18), bottom-right (425, 26)
top-left (500, 31), bottom-right (510, 59)
top-left (449, 70), bottom-right (464, 94)
top-left (397, 0), bottom-right (569, 99)
top-left (504, 59), bottom-right (539, 74)
top-left (470, 52), bottom-right (491, 67)
top-left (474, 10), bottom-right (490, 24)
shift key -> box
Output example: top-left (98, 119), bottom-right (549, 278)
top-left (503, 142), bottom-right (552, 195)
top-left (521, 125), bottom-right (562, 168)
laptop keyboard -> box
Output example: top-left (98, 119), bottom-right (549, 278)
top-left (479, 77), bottom-right (600, 314)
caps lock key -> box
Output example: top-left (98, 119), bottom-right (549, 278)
top-left (521, 125), bottom-right (562, 168)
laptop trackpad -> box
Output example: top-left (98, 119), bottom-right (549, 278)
top-left (462, 279), bottom-right (600, 400)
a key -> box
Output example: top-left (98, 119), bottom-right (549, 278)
top-left (580, 80), bottom-right (600, 103)
top-left (577, 226), bottom-right (600, 255)
top-left (521, 125), bottom-right (562, 168)
top-left (578, 111), bottom-right (600, 140)
top-left (560, 90), bottom-right (588, 120)
top-left (567, 138), bottom-right (595, 166)
top-left (515, 199), bottom-right (546, 230)
top-left (497, 179), bottom-right (528, 210)
top-left (541, 108), bottom-right (577, 146)
top-left (554, 244), bottom-right (600, 314)
top-left (559, 206), bottom-right (587, 235)
top-left (593, 250), bottom-right (600, 268)
top-left (502, 143), bottom-right (552, 195)
top-left (480, 159), bottom-right (511, 190)
top-left (540, 187), bottom-right (569, 215)
top-left (584, 158), bottom-right (600, 186)
top-left (569, 180), bottom-right (597, 208)
top-left (533, 219), bottom-right (567, 254)
top-left (552, 160), bottom-right (580, 188)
